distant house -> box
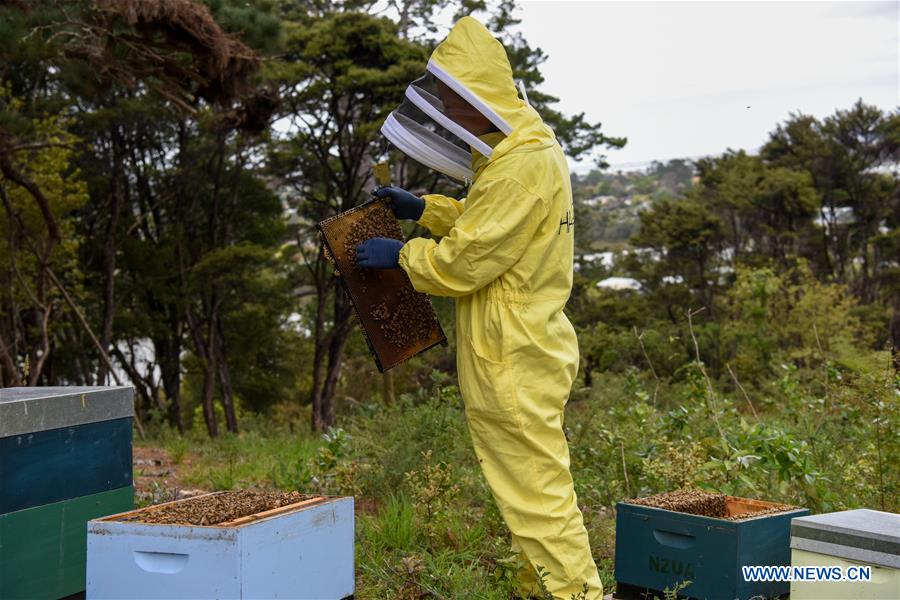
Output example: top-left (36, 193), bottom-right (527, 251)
top-left (581, 195), bottom-right (616, 208)
top-left (579, 251), bottom-right (615, 267)
top-left (596, 276), bottom-right (641, 291)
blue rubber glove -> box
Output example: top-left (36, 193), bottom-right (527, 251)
top-left (373, 186), bottom-right (425, 221)
top-left (356, 238), bottom-right (404, 269)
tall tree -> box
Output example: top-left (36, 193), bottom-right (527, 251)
top-left (630, 196), bottom-right (726, 315)
top-left (693, 151), bottom-right (820, 268)
top-left (0, 93), bottom-right (89, 387)
top-left (268, 11), bottom-right (428, 430)
top-left (762, 101), bottom-right (900, 301)
top-left (0, 0), bottom-right (285, 437)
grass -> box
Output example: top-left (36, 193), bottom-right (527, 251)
top-left (136, 360), bottom-right (897, 598)
top-left (153, 426), bottom-right (322, 491)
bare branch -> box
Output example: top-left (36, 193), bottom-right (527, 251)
top-left (726, 363), bottom-right (759, 421)
top-left (633, 326), bottom-right (660, 405)
top-left (0, 150), bottom-right (62, 243)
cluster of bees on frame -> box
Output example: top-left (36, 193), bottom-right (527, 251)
top-left (627, 489), bottom-right (729, 518)
top-left (370, 286), bottom-right (439, 349)
top-left (626, 489), bottom-right (796, 521)
top-left (322, 201), bottom-right (438, 351)
top-left (129, 491), bottom-right (311, 526)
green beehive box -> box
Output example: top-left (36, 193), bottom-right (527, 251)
top-left (0, 487), bottom-right (134, 599)
top-left (0, 387), bottom-right (134, 600)
top-left (614, 495), bottom-right (809, 600)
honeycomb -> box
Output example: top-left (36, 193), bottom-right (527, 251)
top-left (122, 490), bottom-right (313, 526)
top-left (624, 489), bottom-right (798, 521)
top-left (317, 199), bottom-right (446, 371)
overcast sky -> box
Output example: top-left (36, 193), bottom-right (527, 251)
top-left (508, 1), bottom-right (899, 172)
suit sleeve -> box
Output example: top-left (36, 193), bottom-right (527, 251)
top-left (399, 177), bottom-right (547, 298)
top-left (416, 193), bottom-right (466, 237)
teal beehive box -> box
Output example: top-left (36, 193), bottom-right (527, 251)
top-left (614, 491), bottom-right (809, 600)
top-left (0, 386), bottom-right (134, 599)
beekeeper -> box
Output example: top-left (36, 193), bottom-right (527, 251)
top-left (356, 16), bottom-right (602, 599)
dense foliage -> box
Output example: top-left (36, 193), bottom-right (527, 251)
top-left (0, 0), bottom-right (623, 433)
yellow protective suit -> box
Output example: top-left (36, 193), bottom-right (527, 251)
top-left (397, 16), bottom-right (603, 600)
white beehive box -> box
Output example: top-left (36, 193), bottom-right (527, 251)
top-left (86, 493), bottom-right (354, 599)
top-left (790, 509), bottom-right (900, 600)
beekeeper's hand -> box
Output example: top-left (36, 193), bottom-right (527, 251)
top-left (373, 186), bottom-right (425, 221)
top-left (356, 238), bottom-right (404, 269)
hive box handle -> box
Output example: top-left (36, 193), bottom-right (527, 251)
top-left (134, 551), bottom-right (190, 574)
top-left (653, 529), bottom-right (696, 549)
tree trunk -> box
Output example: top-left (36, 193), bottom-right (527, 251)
top-left (112, 345), bottom-right (156, 417)
top-left (583, 358), bottom-right (594, 388)
top-left (319, 289), bottom-right (355, 427)
top-left (891, 296), bottom-right (900, 375)
top-left (817, 205), bottom-right (834, 278)
top-left (215, 316), bottom-right (238, 433)
top-left (310, 274), bottom-right (330, 431)
top-left (46, 267), bottom-right (122, 384)
top-left (198, 135), bottom-right (227, 437)
top-left (185, 293), bottom-right (219, 438)
top-left (310, 351), bottom-right (327, 430)
top-left (0, 184), bottom-right (53, 385)
top-left (0, 333), bottom-right (22, 386)
top-left (319, 328), bottom-right (351, 429)
top-left (860, 231), bottom-right (872, 303)
top-left (0, 153), bottom-right (61, 248)
top-left (157, 328), bottom-right (184, 432)
top-left (98, 134), bottom-right (123, 385)
top-left (310, 281), bottom-right (355, 431)
top-left (200, 302), bottom-right (220, 438)
top-left (27, 304), bottom-right (51, 385)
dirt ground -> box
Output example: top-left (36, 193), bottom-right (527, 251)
top-left (133, 446), bottom-right (207, 506)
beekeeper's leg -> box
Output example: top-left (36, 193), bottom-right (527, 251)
top-left (461, 358), bottom-right (603, 599)
top-left (510, 535), bottom-right (540, 596)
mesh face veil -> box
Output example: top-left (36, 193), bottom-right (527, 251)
top-left (381, 72), bottom-right (507, 182)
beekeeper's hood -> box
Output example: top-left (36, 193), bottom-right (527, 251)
top-left (381, 16), bottom-right (555, 182)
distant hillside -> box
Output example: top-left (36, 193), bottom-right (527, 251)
top-left (571, 159), bottom-right (695, 252)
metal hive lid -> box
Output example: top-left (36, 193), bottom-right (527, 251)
top-left (790, 509), bottom-right (900, 568)
top-left (0, 386), bottom-right (134, 437)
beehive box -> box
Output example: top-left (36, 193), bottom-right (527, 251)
top-left (86, 492), bottom-right (354, 599)
top-left (0, 386), bottom-right (134, 599)
top-left (317, 199), bottom-right (446, 371)
top-left (790, 509), bottom-right (900, 600)
top-left (614, 491), bottom-right (809, 600)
